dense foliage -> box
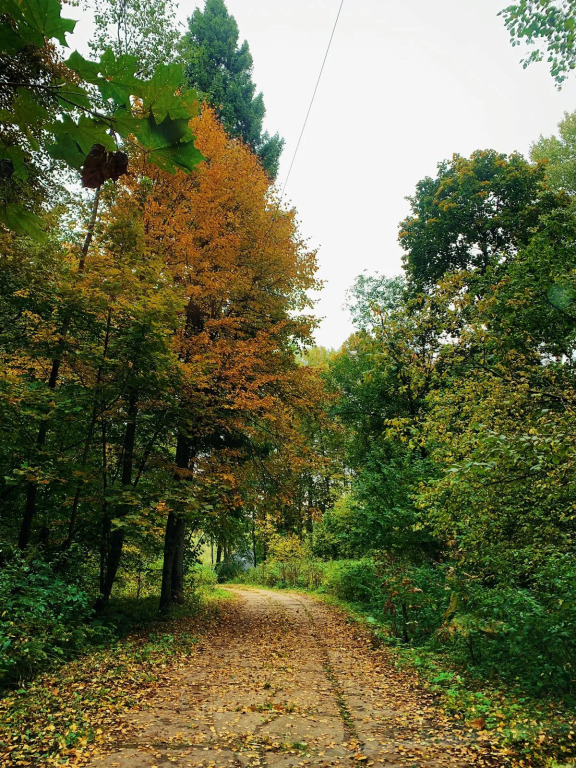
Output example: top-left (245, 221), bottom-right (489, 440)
top-left (0, 0), bottom-right (323, 682)
top-left (303, 128), bottom-right (576, 701)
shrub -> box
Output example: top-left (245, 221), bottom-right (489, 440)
top-left (0, 549), bottom-right (110, 685)
top-left (267, 534), bottom-right (311, 585)
top-left (321, 558), bottom-right (381, 607)
top-left (440, 555), bottom-right (576, 693)
top-left (191, 564), bottom-right (217, 587)
top-left (215, 559), bottom-right (242, 583)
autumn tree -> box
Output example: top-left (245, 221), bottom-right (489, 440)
top-left (112, 106), bottom-right (318, 610)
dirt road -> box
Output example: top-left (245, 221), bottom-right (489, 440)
top-left (90, 587), bottom-right (502, 768)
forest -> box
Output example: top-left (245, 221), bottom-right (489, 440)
top-left (2, 1), bottom-right (576, 767)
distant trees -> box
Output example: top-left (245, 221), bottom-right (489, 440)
top-left (89, 0), bottom-right (181, 76)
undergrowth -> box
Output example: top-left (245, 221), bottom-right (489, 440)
top-left (0, 585), bottom-right (223, 767)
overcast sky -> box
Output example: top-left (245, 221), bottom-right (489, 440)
top-left (74, 0), bottom-right (576, 349)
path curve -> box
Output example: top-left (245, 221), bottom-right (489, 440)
top-left (90, 587), bottom-right (503, 768)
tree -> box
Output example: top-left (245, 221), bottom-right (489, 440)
top-left (345, 273), bottom-right (405, 331)
top-left (324, 276), bottom-right (447, 557)
top-left (399, 150), bottom-right (551, 291)
top-left (531, 110), bottom-right (576, 194)
top-left (181, 0), bottom-right (284, 178)
top-left (88, 0), bottom-right (181, 78)
top-left (500, 0), bottom-right (576, 86)
top-left (113, 106), bottom-right (318, 610)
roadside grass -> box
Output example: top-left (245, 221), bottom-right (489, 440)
top-left (0, 586), bottom-right (226, 767)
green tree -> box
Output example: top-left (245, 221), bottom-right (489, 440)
top-left (399, 150), bottom-right (550, 292)
top-left (88, 0), bottom-right (181, 78)
top-left (325, 277), bottom-right (443, 557)
top-left (531, 110), bottom-right (576, 194)
top-left (500, 0), bottom-right (576, 86)
top-left (345, 273), bottom-right (405, 331)
top-left (182, 0), bottom-right (284, 178)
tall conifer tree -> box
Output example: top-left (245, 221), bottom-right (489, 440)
top-left (182, 0), bottom-right (284, 179)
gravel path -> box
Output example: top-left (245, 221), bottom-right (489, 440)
top-left (90, 587), bottom-right (503, 768)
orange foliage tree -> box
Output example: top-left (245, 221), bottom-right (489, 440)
top-left (111, 107), bottom-right (322, 610)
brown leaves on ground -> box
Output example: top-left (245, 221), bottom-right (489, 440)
top-left (10, 588), bottom-right (568, 767)
top-left (0, 587), bottom-right (519, 768)
top-left (0, 604), bottom-right (222, 767)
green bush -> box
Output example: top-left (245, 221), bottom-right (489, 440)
top-left (321, 558), bottom-right (381, 606)
top-left (215, 559), bottom-right (242, 583)
top-left (191, 563), bottom-right (217, 587)
top-left (441, 555), bottom-right (576, 693)
top-left (0, 549), bottom-right (110, 685)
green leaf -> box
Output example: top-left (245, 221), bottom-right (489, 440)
top-left (148, 139), bottom-right (204, 175)
top-left (0, 22), bottom-right (28, 54)
top-left (19, 0), bottom-right (76, 46)
top-left (47, 114), bottom-right (115, 169)
top-left (0, 204), bottom-right (47, 241)
top-left (53, 82), bottom-right (93, 112)
top-left (45, 133), bottom-right (85, 169)
top-left (65, 49), bottom-right (141, 108)
top-left (0, 145), bottom-right (28, 179)
top-left (134, 114), bottom-right (191, 150)
top-left (10, 88), bottom-right (51, 128)
top-left (64, 50), bottom-right (102, 82)
top-left (139, 63), bottom-right (192, 121)
top-left (110, 106), bottom-right (141, 137)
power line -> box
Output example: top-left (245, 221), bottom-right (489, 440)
top-left (257, 0), bottom-right (345, 268)
top-left (279, 0), bottom-right (345, 201)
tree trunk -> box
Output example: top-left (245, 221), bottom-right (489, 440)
top-left (159, 510), bottom-right (178, 614)
top-left (96, 387), bottom-right (138, 610)
top-left (401, 602), bottom-right (410, 643)
top-left (171, 516), bottom-right (186, 603)
top-left (159, 433), bottom-right (192, 613)
top-left (251, 513), bottom-right (257, 567)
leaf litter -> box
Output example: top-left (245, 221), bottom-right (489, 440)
top-left (1, 588), bottom-right (523, 767)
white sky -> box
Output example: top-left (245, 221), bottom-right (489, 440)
top-left (72, 0), bottom-right (576, 350)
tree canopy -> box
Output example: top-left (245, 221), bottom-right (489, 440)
top-left (399, 149), bottom-right (552, 291)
